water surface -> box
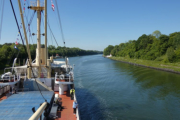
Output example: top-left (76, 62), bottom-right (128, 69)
top-left (69, 55), bottom-right (180, 120)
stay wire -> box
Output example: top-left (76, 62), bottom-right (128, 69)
top-left (54, 0), bottom-right (66, 47)
top-left (40, 12), bottom-right (49, 48)
top-left (9, 0), bottom-right (47, 101)
top-left (42, 11), bottom-right (59, 47)
top-left (0, 0), bottom-right (5, 40)
top-left (20, 0), bottom-right (35, 45)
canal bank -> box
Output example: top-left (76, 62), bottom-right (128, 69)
top-left (109, 56), bottom-right (180, 74)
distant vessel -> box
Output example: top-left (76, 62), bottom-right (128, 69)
top-left (106, 54), bottom-right (112, 58)
top-left (0, 0), bottom-right (79, 119)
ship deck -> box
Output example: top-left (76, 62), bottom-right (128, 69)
top-left (55, 91), bottom-right (76, 120)
top-left (0, 91), bottom-right (54, 120)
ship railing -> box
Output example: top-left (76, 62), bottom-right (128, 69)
top-left (0, 73), bottom-right (21, 82)
top-left (74, 92), bottom-right (80, 120)
top-left (29, 102), bottom-right (48, 120)
top-left (40, 72), bottom-right (47, 78)
top-left (55, 72), bottom-right (74, 83)
top-left (30, 1), bottom-right (44, 7)
top-left (30, 67), bottom-right (47, 78)
top-left (0, 85), bottom-right (10, 96)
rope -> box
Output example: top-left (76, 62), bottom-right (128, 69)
top-left (42, 11), bottom-right (59, 47)
top-left (54, 0), bottom-right (66, 47)
top-left (9, 0), bottom-right (47, 101)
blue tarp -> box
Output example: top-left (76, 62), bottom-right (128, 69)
top-left (0, 91), bottom-right (54, 120)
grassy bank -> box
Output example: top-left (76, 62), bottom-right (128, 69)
top-left (109, 56), bottom-right (180, 73)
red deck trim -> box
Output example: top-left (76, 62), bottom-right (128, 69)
top-left (0, 95), bottom-right (7, 101)
top-left (0, 91), bottom-right (10, 101)
top-left (55, 91), bottom-right (76, 120)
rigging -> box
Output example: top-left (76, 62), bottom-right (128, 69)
top-left (9, 0), bottom-right (47, 102)
top-left (41, 11), bottom-right (59, 47)
top-left (54, 0), bottom-right (66, 47)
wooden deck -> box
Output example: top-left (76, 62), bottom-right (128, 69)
top-left (55, 91), bottom-right (76, 120)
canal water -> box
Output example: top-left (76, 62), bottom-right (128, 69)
top-left (69, 54), bottom-right (180, 120)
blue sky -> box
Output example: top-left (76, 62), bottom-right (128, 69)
top-left (1, 0), bottom-right (180, 51)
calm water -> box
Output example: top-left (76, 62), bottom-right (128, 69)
top-left (68, 54), bottom-right (180, 120)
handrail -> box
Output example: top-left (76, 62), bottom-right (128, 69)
top-left (29, 102), bottom-right (47, 120)
top-left (0, 74), bottom-right (21, 81)
top-left (74, 92), bottom-right (80, 120)
top-left (0, 85), bottom-right (9, 90)
top-left (55, 72), bottom-right (74, 83)
top-left (0, 85), bottom-right (10, 96)
top-left (4, 67), bottom-right (12, 74)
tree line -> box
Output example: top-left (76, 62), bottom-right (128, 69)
top-left (104, 30), bottom-right (180, 63)
top-left (0, 43), bottom-right (102, 68)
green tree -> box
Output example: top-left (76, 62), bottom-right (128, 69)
top-left (152, 30), bottom-right (161, 39)
top-left (103, 45), bottom-right (114, 56)
top-left (166, 47), bottom-right (175, 63)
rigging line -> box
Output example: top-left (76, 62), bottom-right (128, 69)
top-left (42, 11), bottom-right (59, 47)
top-left (54, 0), bottom-right (66, 47)
top-left (23, 3), bottom-right (35, 43)
top-left (9, 0), bottom-right (47, 101)
top-left (50, 27), bottom-right (53, 46)
top-left (27, 11), bottom-right (36, 44)
top-left (20, 0), bottom-right (35, 44)
top-left (16, 49), bottom-right (21, 59)
top-left (48, 19), bottom-right (59, 47)
top-left (0, 0), bottom-right (5, 40)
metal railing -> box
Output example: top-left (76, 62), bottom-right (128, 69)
top-left (74, 92), bottom-right (80, 120)
top-left (55, 72), bottom-right (74, 83)
top-left (30, 1), bottom-right (44, 7)
top-left (29, 102), bottom-right (47, 120)
top-left (0, 85), bottom-right (10, 96)
top-left (0, 73), bottom-right (21, 82)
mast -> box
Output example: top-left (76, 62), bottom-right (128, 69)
top-left (45, 0), bottom-right (47, 66)
top-left (30, 0), bottom-right (45, 77)
top-left (36, 0), bottom-right (41, 77)
top-left (17, 0), bottom-right (32, 61)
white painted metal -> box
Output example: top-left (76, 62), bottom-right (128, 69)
top-left (29, 102), bottom-right (47, 120)
top-left (59, 84), bottom-right (64, 95)
top-left (35, 0), bottom-right (41, 77)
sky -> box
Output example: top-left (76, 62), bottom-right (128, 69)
top-left (1, 0), bottom-right (180, 51)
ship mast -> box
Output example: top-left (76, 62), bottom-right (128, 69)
top-left (17, 0), bottom-right (32, 62)
top-left (18, 0), bottom-right (50, 78)
top-left (45, 0), bottom-right (47, 66)
top-left (29, 0), bottom-right (45, 77)
top-left (36, 0), bottom-right (41, 77)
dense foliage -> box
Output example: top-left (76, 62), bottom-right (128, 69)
top-left (104, 30), bottom-right (180, 63)
top-left (0, 43), bottom-right (102, 68)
